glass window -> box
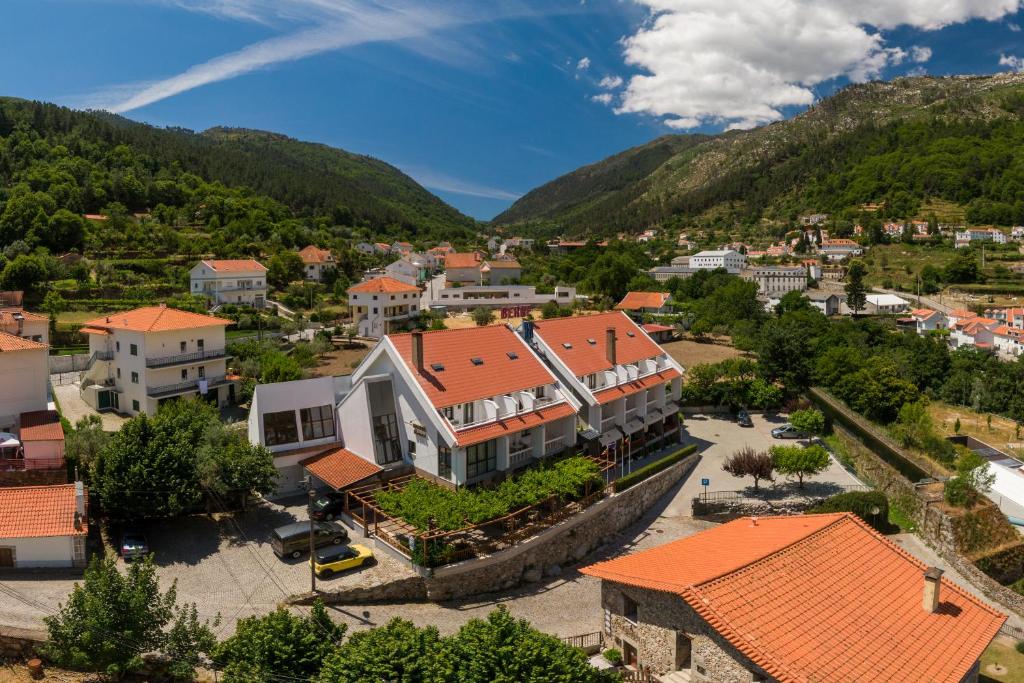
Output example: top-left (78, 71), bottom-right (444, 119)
top-left (586, 374), bottom-right (598, 389)
top-left (408, 439), bottom-right (416, 456)
top-left (300, 405), bottom-right (335, 440)
top-left (132, 400), bottom-right (140, 411)
top-left (131, 371), bottom-right (139, 384)
top-left (622, 593), bottom-right (638, 622)
top-left (372, 413), bottom-right (402, 464)
top-left (263, 410), bottom-right (299, 446)
top-left (179, 341), bottom-right (186, 353)
top-left (442, 406), bottom-right (454, 421)
top-left (130, 343), bottom-right (138, 356)
top-left (466, 440), bottom-right (497, 479)
top-left (463, 402), bottom-right (474, 424)
top-left (438, 445), bottom-right (452, 478)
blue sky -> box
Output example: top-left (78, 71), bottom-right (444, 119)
top-left (3, 1), bottom-right (1024, 220)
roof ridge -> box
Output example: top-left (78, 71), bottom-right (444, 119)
top-left (388, 324), bottom-right (516, 338)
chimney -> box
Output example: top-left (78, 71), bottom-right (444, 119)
top-left (74, 480), bottom-right (85, 530)
top-left (923, 566), bottom-right (943, 613)
top-left (411, 331), bottom-right (424, 372)
top-left (606, 327), bottom-right (617, 366)
top-left (751, 516), bottom-right (758, 527)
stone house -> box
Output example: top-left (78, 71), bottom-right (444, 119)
top-left (582, 513), bottom-right (1004, 683)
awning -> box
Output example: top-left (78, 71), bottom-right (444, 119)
top-left (622, 418), bottom-right (644, 434)
top-left (599, 430), bottom-right (621, 448)
top-left (0, 433), bottom-right (20, 448)
top-left (644, 409), bottom-right (663, 426)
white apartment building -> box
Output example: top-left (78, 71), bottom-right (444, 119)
top-left (817, 239), bottom-right (864, 262)
top-left (524, 311), bottom-right (683, 461)
top-left (189, 259), bottom-right (268, 307)
top-left (78, 305), bottom-right (235, 416)
top-left (0, 333), bottom-right (50, 434)
top-left (431, 284), bottom-right (575, 312)
top-left (384, 257), bottom-right (429, 286)
top-left (347, 277), bottom-right (421, 339)
top-left (298, 246), bottom-right (335, 282)
top-left (689, 250), bottom-right (747, 274)
top-left (864, 294), bottom-right (910, 315)
top-left (741, 266), bottom-right (807, 297)
top-left (955, 228), bottom-right (1008, 249)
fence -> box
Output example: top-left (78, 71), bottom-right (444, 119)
top-left (560, 632), bottom-right (602, 654)
top-left (691, 484), bottom-right (872, 516)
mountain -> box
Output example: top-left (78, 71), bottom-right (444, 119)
top-left (494, 73), bottom-right (1024, 234)
top-left (0, 97), bottom-right (476, 238)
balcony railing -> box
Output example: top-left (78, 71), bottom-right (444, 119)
top-left (146, 348), bottom-right (227, 369)
top-left (0, 457), bottom-right (65, 472)
top-left (509, 444), bottom-right (533, 468)
top-left (147, 374), bottom-right (229, 398)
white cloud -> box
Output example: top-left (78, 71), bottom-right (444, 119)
top-left (401, 165), bottom-right (521, 201)
top-left (616, 0), bottom-right (1022, 130)
top-left (577, 56), bottom-right (591, 70)
top-left (1010, 21), bottom-right (1022, 30)
top-left (591, 92), bottom-right (614, 104)
top-left (599, 75), bottom-right (624, 89)
top-left (1001, 53), bottom-right (1024, 71)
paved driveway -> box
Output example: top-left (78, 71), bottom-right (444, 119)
top-left (51, 381), bottom-right (128, 431)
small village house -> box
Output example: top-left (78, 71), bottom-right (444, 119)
top-left (297, 245), bottom-right (335, 281)
top-left (189, 259), bottom-right (268, 308)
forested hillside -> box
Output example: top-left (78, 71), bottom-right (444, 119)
top-left (0, 97), bottom-right (476, 256)
top-left (495, 73), bottom-right (1024, 235)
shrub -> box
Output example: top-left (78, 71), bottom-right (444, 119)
top-left (809, 491), bottom-right (892, 533)
top-left (770, 444), bottom-right (830, 488)
top-left (603, 648), bottom-right (623, 666)
top-left (613, 445), bottom-right (698, 492)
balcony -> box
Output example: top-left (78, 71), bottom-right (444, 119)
top-left (509, 443), bottom-right (533, 468)
top-left (0, 457), bottom-right (65, 472)
top-left (147, 374), bottom-right (230, 398)
top-left (146, 348), bottom-right (227, 369)
top-left (544, 436), bottom-right (564, 456)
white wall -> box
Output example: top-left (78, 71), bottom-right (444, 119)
top-left (248, 377), bottom-right (339, 454)
top-left (0, 348), bottom-right (48, 427)
top-left (0, 535), bottom-right (76, 568)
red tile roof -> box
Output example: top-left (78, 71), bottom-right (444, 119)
top-left (533, 311), bottom-right (666, 377)
top-left (79, 326), bottom-right (110, 336)
top-left (200, 259), bottom-right (267, 272)
top-left (444, 252), bottom-right (483, 269)
top-left (582, 513), bottom-right (1005, 683)
top-left (0, 309), bottom-right (47, 324)
top-left (298, 246), bottom-right (333, 264)
top-left (19, 411), bottom-right (64, 442)
top-left (300, 447), bottom-right (381, 490)
top-left (641, 323), bottom-right (674, 333)
top-left (594, 369), bottom-right (682, 405)
top-left (454, 402), bottom-right (575, 447)
top-left (949, 308), bottom-right (975, 319)
top-left (0, 331), bottom-right (46, 352)
top-left (0, 484), bottom-right (85, 538)
top-left (482, 259), bottom-right (521, 270)
top-left (347, 277), bottom-right (420, 294)
top-left (81, 306), bottom-right (231, 333)
top-left (389, 326), bottom-right (556, 409)
top-left (615, 292), bottom-right (670, 311)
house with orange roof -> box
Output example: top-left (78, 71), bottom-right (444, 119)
top-left (992, 325), bottom-right (1024, 360)
top-left (444, 252), bottom-right (522, 285)
top-left (0, 331), bottom-right (51, 439)
top-left (816, 238), bottom-right (864, 261)
top-left (335, 326), bottom-right (581, 486)
top-left (0, 300), bottom-right (49, 345)
top-left (297, 245), bottom-right (336, 282)
top-left (189, 258), bottom-right (268, 308)
top-left (523, 311), bottom-right (683, 459)
top-left (347, 277), bottom-right (421, 338)
top-left (0, 482), bottom-right (88, 568)
top-left (78, 304), bottom-right (235, 416)
top-left (950, 315), bottom-right (1000, 350)
top-left (581, 513), bottom-right (1005, 682)
top-left (911, 308), bottom-right (947, 334)
top-left (615, 292), bottom-right (672, 316)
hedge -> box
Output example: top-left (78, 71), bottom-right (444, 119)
top-left (613, 444), bottom-right (698, 493)
top-left (808, 490), bottom-right (894, 534)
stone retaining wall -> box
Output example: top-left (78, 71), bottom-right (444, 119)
top-left (292, 575), bottom-right (426, 606)
top-left (0, 470), bottom-right (67, 488)
top-left (0, 625), bottom-right (44, 659)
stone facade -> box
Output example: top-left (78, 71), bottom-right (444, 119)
top-left (601, 582), bottom-right (768, 682)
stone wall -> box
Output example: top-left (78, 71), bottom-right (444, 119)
top-left (0, 625), bottom-right (44, 659)
top-left (0, 469), bottom-right (67, 488)
top-left (292, 575), bottom-right (426, 606)
top-left (48, 353), bottom-right (90, 374)
top-left (422, 454), bottom-right (701, 601)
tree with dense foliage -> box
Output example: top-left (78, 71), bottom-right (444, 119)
top-left (809, 490), bottom-right (891, 533)
top-left (43, 555), bottom-right (214, 678)
top-left (723, 446), bottom-right (774, 492)
top-left (260, 350), bottom-right (304, 383)
top-left (845, 260), bottom-right (868, 316)
top-left (214, 601), bottom-right (346, 682)
top-left (788, 409), bottom-right (825, 438)
top-left (63, 414), bottom-right (110, 472)
top-left (770, 445), bottom-right (830, 488)
top-left (471, 306), bottom-right (495, 326)
top-left (944, 447), bottom-right (996, 508)
top-left (319, 617), bottom-right (443, 683)
top-left (268, 251), bottom-right (306, 290)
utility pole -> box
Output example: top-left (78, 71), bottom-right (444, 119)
top-left (307, 481), bottom-right (317, 593)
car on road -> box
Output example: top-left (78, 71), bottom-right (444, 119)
top-left (309, 492), bottom-right (345, 521)
top-left (121, 531), bottom-right (149, 561)
top-left (736, 409), bottom-right (753, 427)
top-left (271, 521), bottom-right (349, 559)
top-left (310, 543), bottom-right (373, 578)
top-left (771, 423), bottom-right (809, 439)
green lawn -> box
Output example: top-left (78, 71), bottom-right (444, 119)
top-left (55, 310), bottom-right (104, 325)
top-left (981, 638), bottom-right (1024, 683)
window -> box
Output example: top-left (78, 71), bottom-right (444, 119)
top-left (198, 339), bottom-right (204, 350)
top-left (131, 371), bottom-right (139, 384)
top-left (622, 594), bottom-right (638, 622)
top-left (372, 414), bottom-right (402, 464)
top-left (130, 343), bottom-right (138, 356)
top-left (300, 405), bottom-right (335, 440)
top-left (534, 385), bottom-right (546, 399)
top-left (408, 439), bottom-right (416, 456)
top-left (462, 402), bottom-right (475, 424)
top-left (438, 446), bottom-right (452, 478)
top-left (198, 366), bottom-right (205, 379)
top-left (586, 374), bottom-right (598, 389)
top-left (116, 368), bottom-right (121, 379)
top-left (132, 400), bottom-right (140, 412)
top-left (181, 369), bottom-right (188, 380)
top-left (442, 406), bottom-right (454, 420)
top-left (263, 410), bottom-right (299, 446)
top-left (116, 341), bottom-right (120, 352)
top-left (179, 341), bottom-right (186, 353)
top-left (466, 440), bottom-right (497, 479)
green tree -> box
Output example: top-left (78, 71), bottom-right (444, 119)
top-left (41, 290), bottom-right (67, 335)
top-left (788, 409), bottom-right (825, 438)
top-left (260, 350), bottom-right (303, 383)
top-left (722, 446), bottom-right (774, 492)
top-left (164, 603), bottom-right (219, 680)
top-left (845, 259), bottom-right (868, 316)
top-left (268, 251), bottom-right (305, 290)
top-left (770, 444), bottom-right (830, 488)
top-left (0, 254), bottom-right (47, 291)
top-left (214, 601), bottom-right (346, 682)
top-left (471, 307), bottom-right (495, 326)
top-left (46, 209), bottom-right (87, 251)
top-left (64, 414), bottom-right (110, 472)
top-left (319, 617), bottom-right (443, 683)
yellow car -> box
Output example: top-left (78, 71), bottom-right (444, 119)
top-left (310, 543), bottom-right (373, 578)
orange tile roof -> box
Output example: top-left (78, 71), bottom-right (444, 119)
top-left (581, 513), bottom-right (1005, 683)
top-left (347, 277), bottom-right (420, 294)
top-left (444, 252), bottom-right (483, 269)
top-left (0, 484), bottom-right (85, 538)
top-left (375, 242), bottom-right (390, 250)
top-left (533, 311), bottom-right (666, 377)
top-left (79, 326), bottom-right (110, 336)
top-left (82, 306), bottom-right (231, 333)
top-left (300, 447), bottom-right (381, 490)
top-left (641, 323), bottom-right (674, 333)
top-left (949, 308), bottom-right (974, 318)
top-left (482, 259), bottom-right (521, 269)
top-left (201, 259), bottom-right (267, 272)
top-left (0, 331), bottom-right (46, 352)
top-left (19, 411), bottom-right (64, 442)
top-left (594, 369), bottom-right (682, 405)
top-left (615, 292), bottom-right (670, 311)
top-left (389, 326), bottom-right (556, 409)
top-left (298, 246), bottom-right (333, 264)
top-left (0, 309), bottom-right (47, 324)
top-left (454, 402), bottom-right (576, 447)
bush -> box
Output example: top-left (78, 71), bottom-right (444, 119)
top-left (809, 490), bottom-right (893, 533)
top-left (613, 445), bottom-right (698, 492)
top-left (603, 648), bottom-right (623, 666)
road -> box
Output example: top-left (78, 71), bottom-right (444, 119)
top-left (876, 287), bottom-right (954, 314)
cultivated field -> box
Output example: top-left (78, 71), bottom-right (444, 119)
top-left (662, 338), bottom-right (749, 367)
top-left (929, 401), bottom-right (1023, 455)
top-left (308, 342), bottom-right (374, 377)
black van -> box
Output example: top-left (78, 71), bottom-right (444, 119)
top-left (271, 520), bottom-right (349, 559)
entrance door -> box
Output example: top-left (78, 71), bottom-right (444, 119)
top-left (675, 633), bottom-right (692, 670)
top-left (98, 390), bottom-right (112, 411)
top-left (623, 642), bottom-right (638, 668)
top-left (0, 547), bottom-right (14, 567)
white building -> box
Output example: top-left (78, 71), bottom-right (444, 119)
top-left (347, 277), bottom-right (421, 339)
top-left (1011, 227), bottom-right (1024, 241)
top-left (911, 308), bottom-right (947, 334)
top-left (690, 250), bottom-right (747, 274)
top-left (384, 257), bottom-right (429, 286)
top-left (189, 259), bottom-right (268, 307)
top-left (0, 332), bottom-right (49, 433)
top-left (0, 308), bottom-right (48, 345)
top-left (817, 240), bottom-right (864, 262)
top-left (949, 315), bottom-right (999, 350)
top-left (864, 294), bottom-right (910, 315)
top-left (78, 305), bottom-right (235, 416)
top-left (648, 266), bottom-right (696, 282)
top-left (431, 285), bottom-right (575, 312)
top-left (993, 326), bottom-right (1024, 360)
top-left (955, 228), bottom-right (1008, 249)
top-left (804, 291), bottom-right (843, 316)
top-left (524, 311), bottom-right (683, 460)
top-left (0, 482), bottom-right (87, 568)
top-left (741, 266), bottom-right (807, 297)
top-left (298, 246), bottom-right (335, 282)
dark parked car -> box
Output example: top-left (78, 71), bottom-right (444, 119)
top-left (271, 521), bottom-right (349, 559)
top-left (771, 423), bottom-right (809, 440)
top-left (121, 531), bottom-right (149, 561)
top-left (309, 492), bottom-right (345, 521)
top-left (736, 409), bottom-right (753, 428)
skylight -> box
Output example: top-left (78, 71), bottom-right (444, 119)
top-left (587, 338), bottom-right (596, 345)
top-left (431, 363), bottom-right (445, 372)
top-left (471, 357), bottom-right (484, 365)
top-left (626, 331), bottom-right (635, 337)
top-left (506, 352), bottom-right (519, 360)
top-left (562, 342), bottom-right (573, 349)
